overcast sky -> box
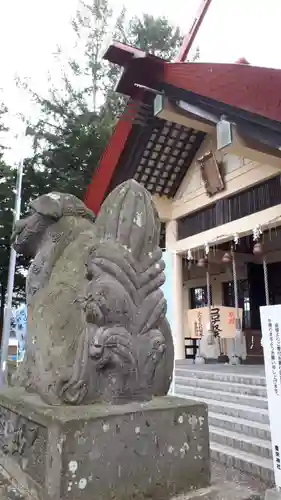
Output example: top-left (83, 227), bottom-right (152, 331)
top-left (1, 0), bottom-right (281, 161)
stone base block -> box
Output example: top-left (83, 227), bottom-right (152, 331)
top-left (0, 388), bottom-right (210, 500)
top-left (265, 489), bottom-right (281, 500)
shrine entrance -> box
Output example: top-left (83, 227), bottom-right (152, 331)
top-left (182, 228), bottom-right (281, 364)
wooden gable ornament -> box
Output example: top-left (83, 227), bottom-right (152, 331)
top-left (198, 151), bottom-right (225, 197)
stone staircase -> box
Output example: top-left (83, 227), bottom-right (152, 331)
top-left (174, 362), bottom-right (274, 484)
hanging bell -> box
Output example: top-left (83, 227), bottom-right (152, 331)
top-left (253, 241), bottom-right (263, 255)
top-left (222, 252), bottom-right (232, 264)
top-left (197, 257), bottom-right (208, 268)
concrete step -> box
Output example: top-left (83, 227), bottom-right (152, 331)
top-left (175, 375), bottom-right (267, 398)
top-left (208, 412), bottom-right (271, 441)
top-left (175, 384), bottom-right (268, 409)
top-left (210, 441), bottom-right (274, 484)
top-left (175, 393), bottom-right (269, 424)
top-left (209, 426), bottom-right (272, 459)
top-left (175, 368), bottom-right (266, 387)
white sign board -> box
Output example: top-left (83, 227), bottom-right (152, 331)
top-left (260, 305), bottom-right (281, 489)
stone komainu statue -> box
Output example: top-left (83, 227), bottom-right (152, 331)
top-left (12, 180), bottom-right (174, 405)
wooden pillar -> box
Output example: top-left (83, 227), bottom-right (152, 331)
top-left (165, 220), bottom-right (185, 360)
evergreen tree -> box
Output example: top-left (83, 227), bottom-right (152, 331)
top-left (0, 104), bottom-right (26, 329)
top-left (18, 0), bottom-right (183, 205)
top-left (6, 0), bottom-right (184, 304)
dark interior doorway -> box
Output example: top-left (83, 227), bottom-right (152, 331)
top-left (247, 263), bottom-right (266, 330)
top-left (248, 261), bottom-right (281, 327)
top-left (268, 262), bottom-right (281, 305)
top-left (245, 261), bottom-right (281, 363)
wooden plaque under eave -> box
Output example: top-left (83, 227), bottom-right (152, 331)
top-left (198, 151), bottom-right (225, 197)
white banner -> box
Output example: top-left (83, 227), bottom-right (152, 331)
top-left (260, 305), bottom-right (281, 489)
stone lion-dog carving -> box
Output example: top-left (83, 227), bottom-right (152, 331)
top-left (12, 181), bottom-right (174, 405)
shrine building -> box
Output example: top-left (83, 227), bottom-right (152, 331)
top-left (85, 42), bottom-right (281, 366)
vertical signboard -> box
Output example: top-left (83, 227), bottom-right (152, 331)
top-left (260, 305), bottom-right (281, 489)
top-left (186, 306), bottom-right (243, 338)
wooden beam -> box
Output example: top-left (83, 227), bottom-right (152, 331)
top-left (152, 195), bottom-right (172, 221)
top-left (154, 97), bottom-right (214, 134)
top-left (172, 159), bottom-right (281, 220)
top-left (174, 0), bottom-right (213, 62)
top-left (155, 100), bottom-right (281, 171)
top-left (222, 125), bottom-right (281, 170)
top-left (169, 204), bottom-right (281, 253)
top-left (206, 249), bottom-right (253, 264)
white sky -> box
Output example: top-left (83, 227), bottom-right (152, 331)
top-left (1, 0), bottom-right (281, 161)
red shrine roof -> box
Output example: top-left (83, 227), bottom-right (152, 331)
top-left (85, 42), bottom-right (281, 214)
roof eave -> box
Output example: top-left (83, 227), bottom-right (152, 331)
top-left (104, 42), bottom-right (281, 123)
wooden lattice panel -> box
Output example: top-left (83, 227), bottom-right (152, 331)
top-left (133, 120), bottom-right (204, 197)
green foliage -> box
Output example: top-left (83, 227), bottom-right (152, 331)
top-left (22, 111), bottom-right (110, 202)
top-left (1, 0), bottom-right (184, 307)
top-left (19, 0), bottom-right (184, 204)
top-left (0, 106), bottom-right (27, 324)
top-left (0, 161), bottom-right (16, 310)
top-left (127, 14), bottom-right (183, 59)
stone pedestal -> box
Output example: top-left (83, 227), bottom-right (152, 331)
top-left (265, 490), bottom-right (281, 500)
top-left (0, 388), bottom-right (210, 500)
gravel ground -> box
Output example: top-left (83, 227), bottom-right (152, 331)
top-left (211, 460), bottom-right (272, 497)
top-left (0, 461), bottom-right (273, 499)
top-left (173, 461), bottom-right (272, 500)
